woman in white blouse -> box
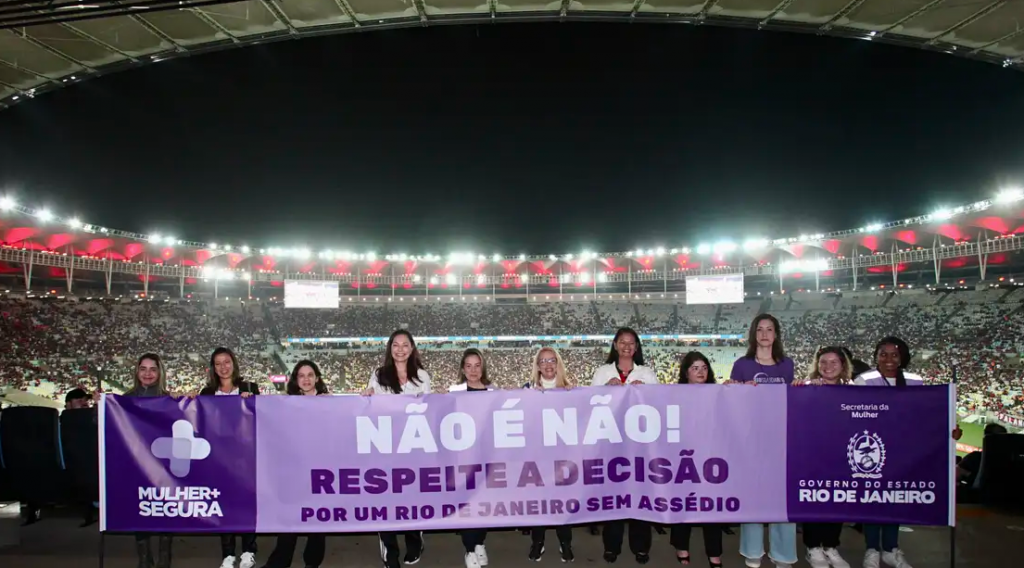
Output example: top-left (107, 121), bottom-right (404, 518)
top-left (361, 330), bottom-right (431, 568)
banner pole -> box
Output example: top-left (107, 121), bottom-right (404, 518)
top-left (950, 367), bottom-right (957, 568)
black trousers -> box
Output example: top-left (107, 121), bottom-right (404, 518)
top-left (602, 520), bottom-right (651, 555)
top-left (802, 523), bottom-right (843, 549)
top-left (221, 534), bottom-right (258, 558)
top-left (670, 524), bottom-right (724, 558)
top-left (264, 534), bottom-right (326, 568)
top-left (461, 529), bottom-right (487, 553)
top-left (379, 531), bottom-right (423, 563)
top-left (531, 526), bottom-right (573, 546)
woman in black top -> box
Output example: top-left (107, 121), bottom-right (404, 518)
top-left (449, 349), bottom-right (493, 568)
top-left (672, 352), bottom-right (723, 568)
top-left (263, 360), bottom-right (328, 568)
top-left (199, 347), bottom-right (259, 568)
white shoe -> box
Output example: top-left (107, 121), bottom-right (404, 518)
top-left (744, 558), bottom-right (761, 568)
top-left (881, 549), bottom-right (912, 568)
top-left (475, 545), bottom-right (489, 567)
top-left (807, 548), bottom-right (829, 568)
top-left (825, 548), bottom-right (851, 568)
top-left (219, 556), bottom-right (236, 568)
top-left (239, 552), bottom-right (256, 568)
top-left (465, 552), bottom-right (481, 568)
top-left (863, 550), bottom-right (880, 568)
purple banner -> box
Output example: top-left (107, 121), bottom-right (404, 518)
top-left (99, 384), bottom-right (955, 532)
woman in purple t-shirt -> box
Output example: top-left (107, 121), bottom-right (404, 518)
top-left (728, 314), bottom-right (797, 568)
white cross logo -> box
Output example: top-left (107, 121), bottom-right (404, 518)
top-left (150, 420), bottom-right (212, 478)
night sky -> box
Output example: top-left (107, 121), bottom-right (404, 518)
top-left (1, 23), bottom-right (1023, 256)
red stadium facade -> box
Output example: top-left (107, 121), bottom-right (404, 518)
top-left (2, 193), bottom-right (1024, 300)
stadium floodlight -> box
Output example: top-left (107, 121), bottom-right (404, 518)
top-left (209, 243), bottom-right (218, 250)
top-left (68, 217), bottom-right (82, 229)
top-left (164, 236), bottom-right (176, 246)
top-left (149, 233), bottom-right (162, 243)
top-left (682, 247), bottom-right (691, 254)
top-left (565, 253), bottom-right (574, 260)
top-left (645, 249), bottom-right (654, 256)
top-left (996, 187), bottom-right (1024, 204)
top-left (241, 245), bottom-right (251, 254)
top-left (366, 252), bottom-right (376, 261)
top-left (549, 254), bottom-right (557, 261)
top-left (224, 245), bottom-right (233, 251)
top-left (492, 254), bottom-right (501, 262)
top-left (35, 208), bottom-right (53, 222)
top-left (713, 241), bottom-right (737, 254)
top-left (655, 247), bottom-right (665, 256)
top-left (743, 238), bottom-right (767, 251)
top-left (696, 244), bottom-right (711, 255)
top-left (519, 253), bottom-right (526, 261)
top-left (931, 208), bottom-right (953, 221)
top-left (0, 196), bottom-right (15, 211)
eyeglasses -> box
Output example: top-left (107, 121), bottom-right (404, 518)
top-left (539, 358), bottom-right (557, 364)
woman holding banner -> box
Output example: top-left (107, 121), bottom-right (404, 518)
top-left (126, 353), bottom-right (174, 568)
top-left (592, 328), bottom-right (655, 565)
top-left (262, 360), bottom-right (328, 568)
top-left (794, 347), bottom-right (853, 568)
top-left (524, 346), bottom-right (575, 562)
top-left (727, 314), bottom-right (797, 568)
top-left (852, 337), bottom-right (921, 568)
top-left (671, 352), bottom-right (724, 568)
top-left (361, 330), bottom-right (431, 568)
top-left (449, 348), bottom-right (494, 568)
top-left (199, 347), bottom-right (260, 568)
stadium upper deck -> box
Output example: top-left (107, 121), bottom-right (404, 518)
top-left (1, 0), bottom-right (1023, 109)
top-left (2, 190), bottom-right (1024, 298)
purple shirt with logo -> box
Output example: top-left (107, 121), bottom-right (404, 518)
top-left (730, 356), bottom-right (795, 385)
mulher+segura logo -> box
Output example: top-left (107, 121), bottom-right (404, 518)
top-left (138, 420), bottom-right (224, 518)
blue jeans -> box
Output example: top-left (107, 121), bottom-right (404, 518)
top-left (864, 524), bottom-right (899, 553)
top-left (740, 523), bottom-right (797, 564)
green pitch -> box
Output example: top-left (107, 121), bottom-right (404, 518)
top-left (957, 421), bottom-right (986, 455)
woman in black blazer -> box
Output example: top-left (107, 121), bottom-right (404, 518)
top-left (263, 360), bottom-right (328, 568)
top-left (200, 347), bottom-right (260, 568)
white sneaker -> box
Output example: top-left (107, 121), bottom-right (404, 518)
top-left (863, 550), bottom-right (880, 568)
top-left (744, 558), bottom-right (761, 568)
top-left (219, 556), bottom-right (236, 568)
top-left (881, 549), bottom-right (912, 568)
top-left (475, 545), bottom-right (489, 567)
top-left (825, 548), bottom-right (851, 568)
top-left (465, 552), bottom-right (481, 568)
top-left (807, 548), bottom-right (829, 568)
top-left (239, 552), bottom-right (256, 568)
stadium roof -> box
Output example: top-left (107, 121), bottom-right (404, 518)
top-left (1, 0), bottom-right (1023, 108)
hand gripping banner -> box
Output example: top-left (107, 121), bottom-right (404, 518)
top-left (99, 384), bottom-right (956, 533)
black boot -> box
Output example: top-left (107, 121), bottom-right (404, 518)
top-left (136, 538), bottom-right (154, 568)
top-left (156, 536), bottom-right (172, 568)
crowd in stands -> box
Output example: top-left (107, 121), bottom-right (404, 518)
top-left (2, 288), bottom-right (1024, 414)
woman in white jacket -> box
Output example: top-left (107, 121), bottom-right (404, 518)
top-left (591, 328), bottom-right (655, 564)
top-left (591, 327), bottom-right (658, 387)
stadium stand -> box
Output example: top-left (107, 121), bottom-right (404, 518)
top-left (1, 287), bottom-right (1022, 417)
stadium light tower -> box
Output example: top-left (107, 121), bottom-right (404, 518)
top-left (37, 208), bottom-right (54, 222)
top-left (68, 217), bottom-right (82, 229)
top-left (0, 196), bottom-right (14, 211)
top-left (996, 187), bottom-right (1024, 204)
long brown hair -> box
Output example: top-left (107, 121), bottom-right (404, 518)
top-left (206, 346), bottom-right (242, 390)
top-left (375, 329), bottom-right (426, 394)
top-left (134, 353), bottom-right (167, 393)
top-left (744, 313), bottom-right (786, 363)
top-left (457, 348), bottom-right (491, 386)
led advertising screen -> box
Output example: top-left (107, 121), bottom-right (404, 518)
top-left (685, 273), bottom-right (744, 305)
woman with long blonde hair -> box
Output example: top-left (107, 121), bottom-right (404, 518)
top-left (523, 346), bottom-right (574, 562)
top-left (525, 346), bottom-right (571, 390)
